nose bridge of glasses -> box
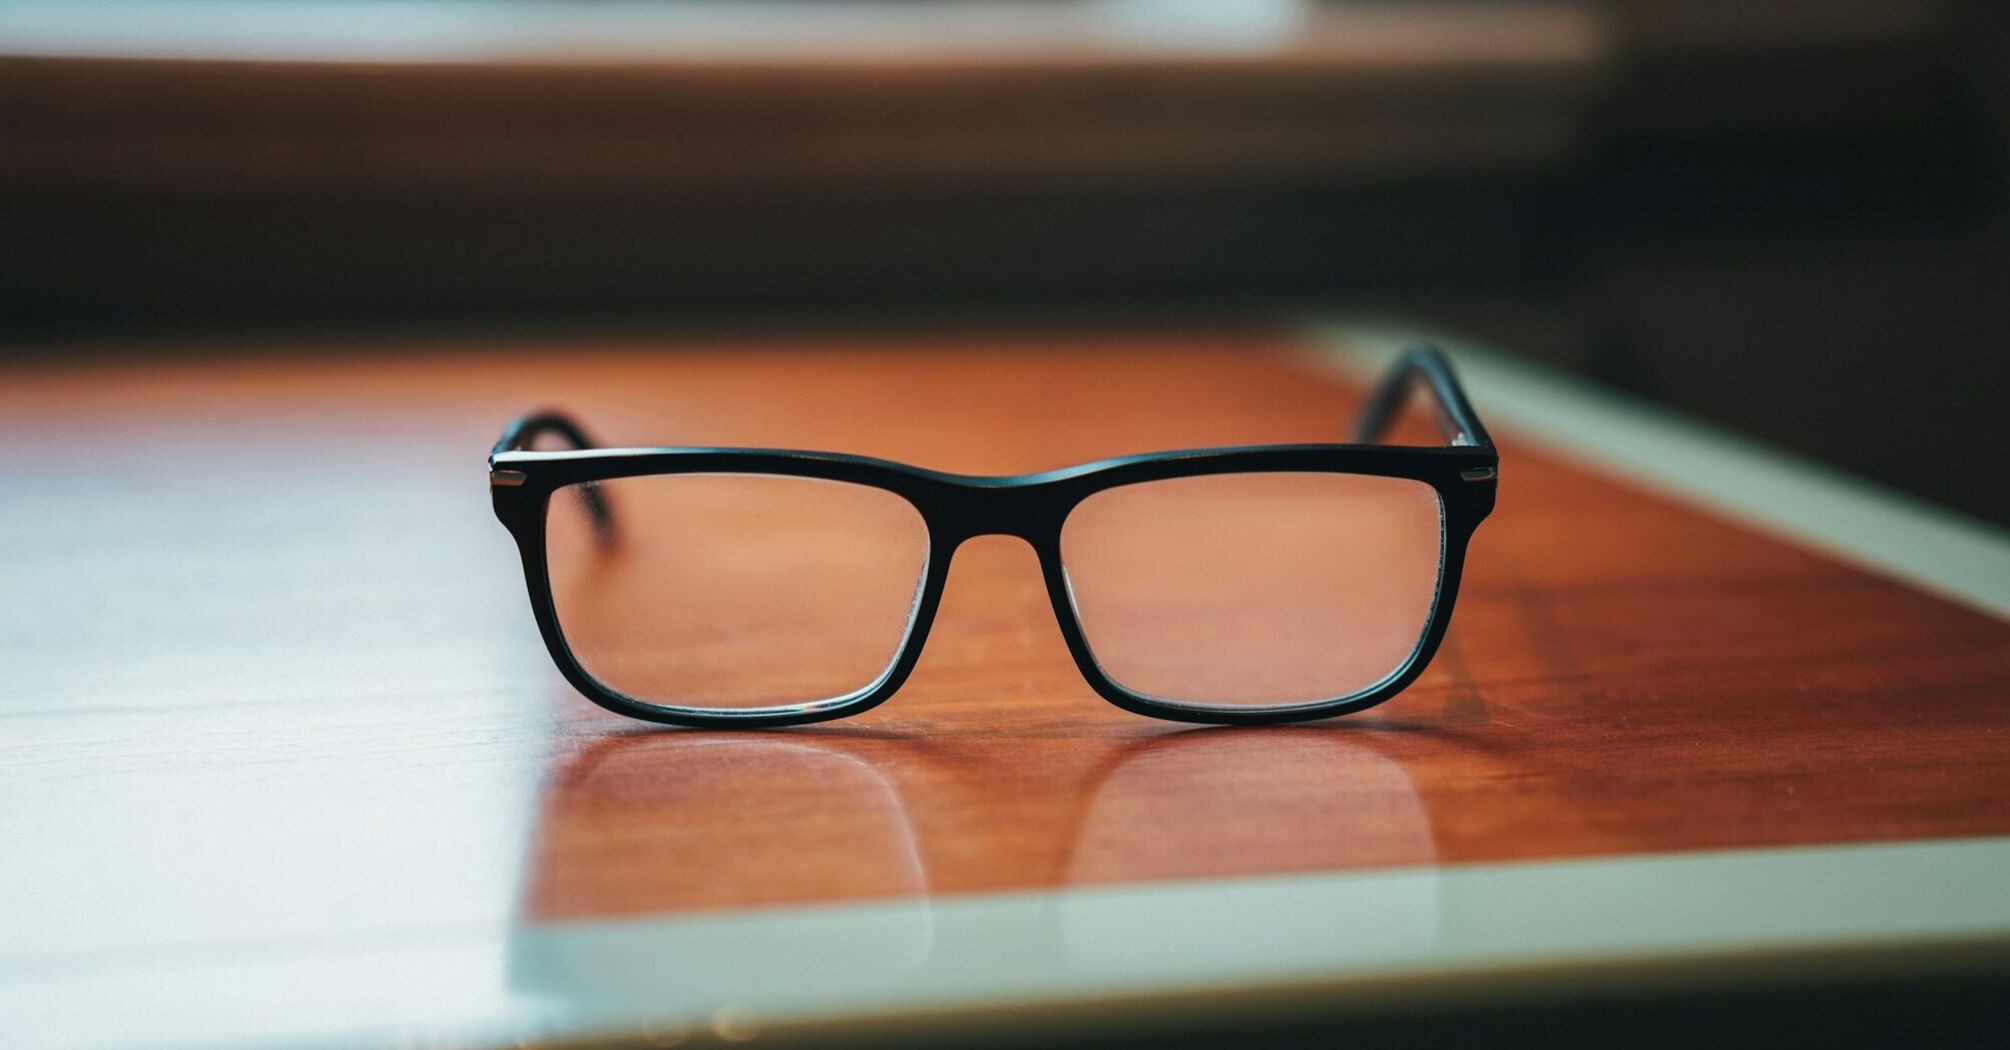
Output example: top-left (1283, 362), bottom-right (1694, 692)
top-left (927, 477), bottom-right (1067, 546)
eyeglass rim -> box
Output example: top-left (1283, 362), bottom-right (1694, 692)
top-left (493, 441), bottom-right (1494, 728)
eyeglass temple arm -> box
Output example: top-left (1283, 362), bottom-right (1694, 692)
top-left (1349, 346), bottom-right (1495, 451)
top-left (492, 410), bottom-right (619, 546)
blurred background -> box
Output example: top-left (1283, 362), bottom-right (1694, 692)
top-left (3, 0), bottom-right (2007, 524)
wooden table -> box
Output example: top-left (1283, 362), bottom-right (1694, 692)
top-left (2, 324), bottom-right (2007, 1049)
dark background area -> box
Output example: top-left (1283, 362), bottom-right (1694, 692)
top-left (4, 0), bottom-right (2007, 524)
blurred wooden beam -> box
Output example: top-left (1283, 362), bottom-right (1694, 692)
top-left (0, 2), bottom-right (1607, 193)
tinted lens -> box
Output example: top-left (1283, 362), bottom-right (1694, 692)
top-left (546, 474), bottom-right (928, 712)
top-left (1060, 472), bottom-right (1442, 707)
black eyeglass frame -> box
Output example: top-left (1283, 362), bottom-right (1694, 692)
top-left (491, 346), bottom-right (1496, 728)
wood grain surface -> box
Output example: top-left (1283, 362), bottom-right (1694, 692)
top-left (1, 328), bottom-right (2005, 961)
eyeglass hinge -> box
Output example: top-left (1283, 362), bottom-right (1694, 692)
top-left (490, 468), bottom-right (528, 487)
top-left (1459, 466), bottom-right (1497, 482)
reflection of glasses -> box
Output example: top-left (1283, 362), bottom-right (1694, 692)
top-left (490, 347), bottom-right (1495, 728)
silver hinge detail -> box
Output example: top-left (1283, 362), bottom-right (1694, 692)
top-left (490, 469), bottom-right (528, 487)
top-left (1459, 466), bottom-right (1497, 482)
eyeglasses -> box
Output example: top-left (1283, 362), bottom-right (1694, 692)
top-left (491, 346), bottom-right (1495, 728)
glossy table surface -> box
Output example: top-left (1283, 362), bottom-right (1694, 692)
top-left (2, 325), bottom-right (2008, 1049)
